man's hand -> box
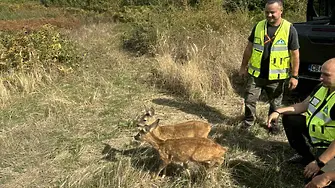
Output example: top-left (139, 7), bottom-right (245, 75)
top-left (267, 111), bottom-right (280, 128)
top-left (305, 174), bottom-right (332, 188)
top-left (288, 77), bottom-right (298, 90)
top-left (304, 161), bottom-right (320, 178)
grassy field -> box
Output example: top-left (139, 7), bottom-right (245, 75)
top-left (0, 1), bottom-right (309, 187)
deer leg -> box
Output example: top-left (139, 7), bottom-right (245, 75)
top-left (162, 166), bottom-right (167, 179)
top-left (182, 162), bottom-right (192, 188)
top-left (207, 157), bottom-right (223, 169)
top-left (205, 158), bottom-right (223, 181)
top-left (156, 161), bottom-right (168, 179)
top-left (183, 162), bottom-right (191, 178)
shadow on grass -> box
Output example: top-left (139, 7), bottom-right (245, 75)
top-left (229, 159), bottom-right (303, 188)
top-left (151, 98), bottom-right (243, 125)
top-left (213, 126), bottom-right (291, 162)
top-left (100, 143), bottom-right (185, 177)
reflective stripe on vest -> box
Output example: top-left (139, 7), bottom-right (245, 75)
top-left (248, 19), bottom-right (291, 80)
top-left (306, 86), bottom-right (335, 148)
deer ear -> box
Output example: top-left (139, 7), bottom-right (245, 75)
top-left (143, 105), bottom-right (149, 114)
top-left (148, 107), bottom-right (155, 116)
top-left (148, 119), bottom-right (160, 130)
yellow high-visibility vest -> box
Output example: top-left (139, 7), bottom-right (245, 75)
top-left (248, 19), bottom-right (291, 80)
top-left (306, 86), bottom-right (335, 148)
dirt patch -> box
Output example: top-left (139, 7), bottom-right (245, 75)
top-left (0, 16), bottom-right (81, 31)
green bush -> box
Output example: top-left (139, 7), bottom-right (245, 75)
top-left (0, 24), bottom-right (81, 73)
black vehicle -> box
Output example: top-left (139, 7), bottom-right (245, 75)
top-left (290, 0), bottom-right (335, 101)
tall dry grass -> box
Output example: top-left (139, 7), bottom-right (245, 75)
top-left (143, 1), bottom-right (306, 102)
top-left (151, 7), bottom-right (253, 101)
top-left (0, 67), bottom-right (53, 106)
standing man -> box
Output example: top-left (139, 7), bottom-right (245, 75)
top-left (239, 0), bottom-right (300, 131)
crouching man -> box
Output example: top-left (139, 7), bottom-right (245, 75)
top-left (267, 58), bottom-right (335, 187)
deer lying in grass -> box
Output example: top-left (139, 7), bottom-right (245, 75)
top-left (134, 119), bottom-right (227, 178)
top-left (137, 107), bottom-right (211, 140)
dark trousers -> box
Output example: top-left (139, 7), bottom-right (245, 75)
top-left (282, 114), bottom-right (315, 163)
top-left (244, 75), bottom-right (285, 125)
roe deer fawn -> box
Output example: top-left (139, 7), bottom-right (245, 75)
top-left (137, 107), bottom-right (211, 141)
top-left (134, 119), bottom-right (227, 178)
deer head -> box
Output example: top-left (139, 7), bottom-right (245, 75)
top-left (137, 106), bottom-right (156, 128)
top-left (134, 119), bottom-right (160, 141)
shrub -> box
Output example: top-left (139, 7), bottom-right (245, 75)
top-left (0, 24), bottom-right (81, 73)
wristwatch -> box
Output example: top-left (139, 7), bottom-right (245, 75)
top-left (316, 158), bottom-right (325, 168)
top-left (291, 75), bottom-right (299, 80)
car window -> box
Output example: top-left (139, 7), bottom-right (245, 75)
top-left (312, 0), bottom-right (333, 19)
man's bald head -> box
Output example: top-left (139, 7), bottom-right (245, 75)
top-left (323, 58), bottom-right (335, 68)
top-left (320, 58), bottom-right (335, 88)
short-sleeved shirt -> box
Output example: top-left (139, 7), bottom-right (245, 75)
top-left (309, 84), bottom-right (335, 120)
top-left (248, 22), bottom-right (300, 78)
